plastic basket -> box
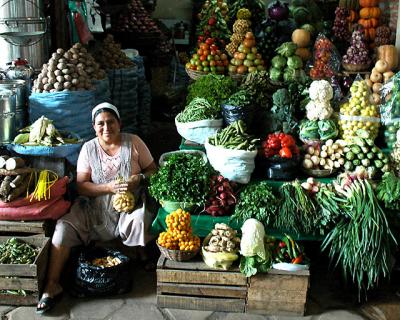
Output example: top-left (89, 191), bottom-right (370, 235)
top-left (157, 241), bottom-right (199, 262)
top-left (301, 167), bottom-right (339, 178)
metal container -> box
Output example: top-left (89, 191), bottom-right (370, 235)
top-left (0, 79), bottom-right (26, 130)
top-left (0, 0), bottom-right (48, 70)
top-left (0, 86), bottom-right (16, 144)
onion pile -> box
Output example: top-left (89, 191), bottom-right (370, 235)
top-left (111, 0), bottom-right (161, 34)
top-left (96, 34), bottom-right (135, 70)
top-left (343, 28), bottom-right (370, 65)
top-left (204, 175), bottom-right (238, 216)
top-left (333, 7), bottom-right (351, 42)
top-left (32, 43), bottom-right (106, 93)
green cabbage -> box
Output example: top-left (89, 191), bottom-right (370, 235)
top-left (276, 42), bottom-right (297, 58)
top-left (269, 67), bottom-right (282, 82)
top-left (287, 56), bottom-right (303, 69)
top-left (271, 55), bottom-right (287, 70)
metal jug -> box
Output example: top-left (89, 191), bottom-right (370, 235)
top-left (0, 86), bottom-right (16, 145)
top-left (4, 58), bottom-right (33, 93)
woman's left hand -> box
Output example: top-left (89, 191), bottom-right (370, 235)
top-left (127, 174), bottom-right (142, 192)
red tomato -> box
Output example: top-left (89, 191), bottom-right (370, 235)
top-left (210, 50), bottom-right (217, 56)
top-left (210, 44), bottom-right (218, 51)
top-left (203, 49), bottom-right (210, 56)
top-left (205, 38), bottom-right (214, 45)
top-left (199, 55), bottom-right (207, 61)
top-left (279, 147), bottom-right (292, 159)
top-left (197, 49), bottom-right (203, 56)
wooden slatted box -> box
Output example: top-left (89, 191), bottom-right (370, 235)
top-left (0, 235), bottom-right (50, 305)
top-left (157, 255), bottom-right (247, 313)
top-left (246, 268), bottom-right (310, 316)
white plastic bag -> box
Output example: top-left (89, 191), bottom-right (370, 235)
top-left (175, 117), bottom-right (223, 144)
top-left (204, 140), bottom-right (257, 184)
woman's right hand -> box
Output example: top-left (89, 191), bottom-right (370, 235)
top-left (108, 180), bottom-right (129, 194)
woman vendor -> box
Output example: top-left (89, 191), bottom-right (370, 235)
top-left (37, 102), bottom-right (158, 314)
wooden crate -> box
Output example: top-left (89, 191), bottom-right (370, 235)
top-left (157, 255), bottom-right (247, 313)
top-left (0, 220), bottom-right (46, 235)
top-left (0, 235), bottom-right (50, 305)
top-left (246, 268), bottom-right (310, 316)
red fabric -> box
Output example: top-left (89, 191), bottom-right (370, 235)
top-left (74, 11), bottom-right (93, 44)
top-left (0, 176), bottom-right (69, 208)
top-left (0, 177), bottom-right (71, 221)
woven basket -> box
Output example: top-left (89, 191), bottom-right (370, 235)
top-left (228, 73), bottom-right (246, 83)
top-left (302, 167), bottom-right (338, 178)
top-left (185, 67), bottom-right (208, 81)
top-left (342, 62), bottom-right (370, 72)
top-left (157, 241), bottom-right (199, 262)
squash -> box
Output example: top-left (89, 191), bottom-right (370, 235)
top-left (340, 0), bottom-right (360, 9)
top-left (359, 0), bottom-right (379, 7)
top-left (377, 45), bottom-right (398, 70)
top-left (295, 47), bottom-right (312, 61)
top-left (358, 18), bottom-right (379, 28)
top-left (367, 27), bottom-right (376, 41)
top-left (360, 7), bottom-right (381, 18)
top-left (291, 29), bottom-right (311, 48)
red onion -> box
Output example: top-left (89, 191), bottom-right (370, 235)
top-left (268, 1), bottom-right (289, 21)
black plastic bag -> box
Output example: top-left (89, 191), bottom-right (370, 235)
top-left (221, 104), bottom-right (255, 129)
top-left (70, 247), bottom-right (132, 298)
top-left (256, 156), bottom-right (300, 181)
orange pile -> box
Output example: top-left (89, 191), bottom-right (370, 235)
top-left (157, 209), bottom-right (200, 251)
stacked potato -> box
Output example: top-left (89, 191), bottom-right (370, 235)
top-left (32, 43), bottom-right (107, 93)
top-left (96, 34), bottom-right (135, 70)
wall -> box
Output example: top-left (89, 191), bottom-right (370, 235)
top-left (153, 0), bottom-right (193, 20)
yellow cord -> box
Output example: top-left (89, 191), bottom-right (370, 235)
top-left (29, 170), bottom-right (58, 202)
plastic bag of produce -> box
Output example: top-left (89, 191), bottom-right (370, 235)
top-left (221, 103), bottom-right (255, 129)
top-left (29, 91), bottom-right (96, 141)
top-left (380, 74), bottom-right (400, 148)
top-left (107, 67), bottom-right (138, 134)
top-left (309, 33), bottom-right (341, 80)
top-left (338, 77), bottom-right (381, 140)
top-left (70, 246), bottom-right (132, 298)
top-left (205, 140), bottom-right (257, 184)
top-left (175, 117), bottom-right (223, 144)
top-left (299, 119), bottom-right (338, 142)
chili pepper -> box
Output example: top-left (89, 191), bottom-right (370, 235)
top-left (278, 241), bottom-right (286, 248)
top-left (292, 255), bottom-right (303, 264)
top-left (279, 147), bottom-right (292, 158)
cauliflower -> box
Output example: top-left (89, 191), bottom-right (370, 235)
top-left (309, 80), bottom-right (334, 102)
top-left (240, 219), bottom-right (266, 259)
top-left (306, 100), bottom-right (333, 120)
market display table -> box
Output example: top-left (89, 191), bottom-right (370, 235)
top-left (156, 255), bottom-right (310, 316)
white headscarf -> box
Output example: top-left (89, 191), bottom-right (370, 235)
top-left (91, 102), bottom-right (120, 121)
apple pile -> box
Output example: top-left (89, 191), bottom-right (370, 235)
top-left (228, 31), bottom-right (266, 75)
top-left (185, 37), bottom-right (229, 74)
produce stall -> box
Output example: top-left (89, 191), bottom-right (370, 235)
top-left (150, 0), bottom-right (400, 315)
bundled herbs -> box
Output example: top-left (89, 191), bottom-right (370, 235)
top-left (224, 89), bottom-right (252, 108)
top-left (322, 173), bottom-right (397, 297)
top-left (239, 71), bottom-right (271, 108)
top-left (231, 181), bottom-right (277, 225)
top-left (315, 183), bottom-right (346, 235)
top-left (149, 153), bottom-right (214, 204)
top-left (274, 180), bottom-right (317, 234)
top-left (186, 74), bottom-right (236, 109)
top-left (176, 97), bottom-right (221, 122)
top-left (376, 172), bottom-right (400, 211)
top-left (208, 120), bottom-right (259, 151)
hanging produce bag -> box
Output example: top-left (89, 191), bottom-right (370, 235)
top-left (309, 34), bottom-right (341, 80)
top-left (29, 91), bottom-right (96, 141)
top-left (205, 140), bottom-right (257, 184)
top-left (338, 76), bottom-right (380, 140)
top-left (380, 74), bottom-right (400, 148)
top-left (107, 68), bottom-right (138, 134)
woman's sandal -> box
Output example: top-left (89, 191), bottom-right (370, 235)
top-left (36, 292), bottom-right (63, 314)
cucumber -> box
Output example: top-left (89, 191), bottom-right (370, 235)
top-left (344, 161), bottom-right (354, 171)
top-left (346, 152), bottom-right (355, 160)
top-left (366, 152), bottom-right (374, 160)
top-left (361, 159), bottom-right (370, 167)
top-left (357, 152), bottom-right (365, 160)
top-left (353, 159), bottom-right (361, 166)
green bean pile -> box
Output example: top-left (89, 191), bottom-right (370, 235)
top-left (176, 97), bottom-right (221, 123)
top-left (208, 120), bottom-right (258, 151)
top-left (0, 238), bottom-right (39, 264)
